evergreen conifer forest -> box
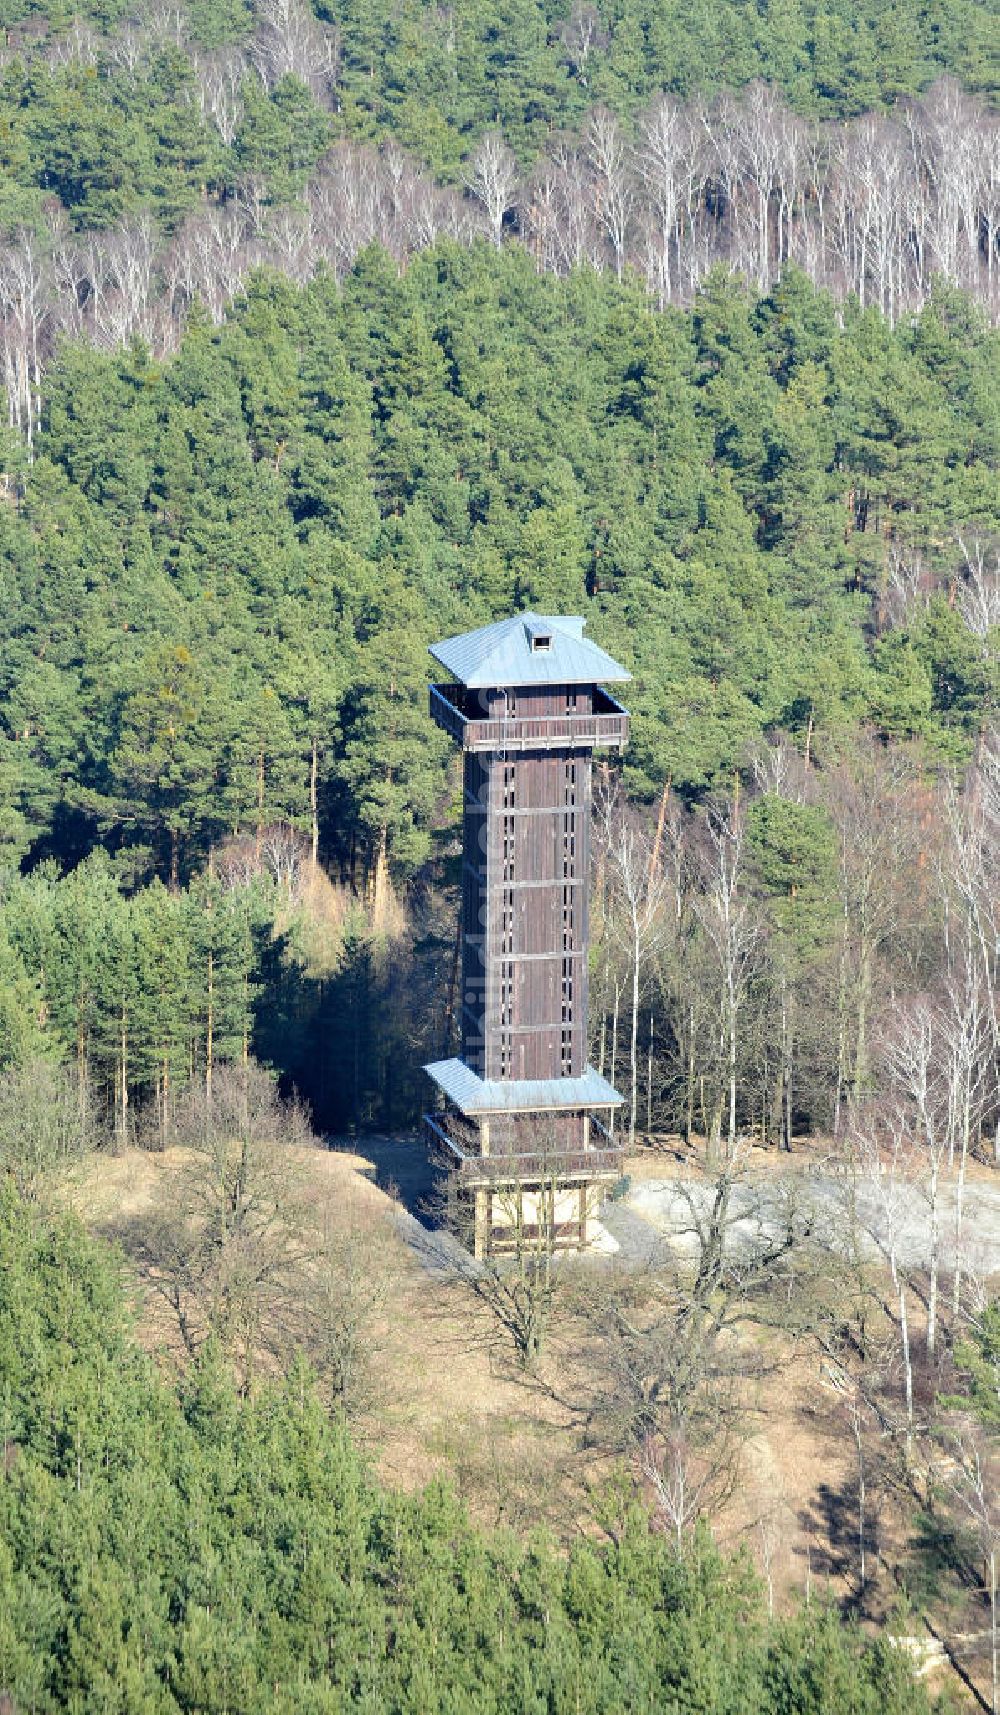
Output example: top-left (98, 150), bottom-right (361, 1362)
top-left (0, 0), bottom-right (999, 1706)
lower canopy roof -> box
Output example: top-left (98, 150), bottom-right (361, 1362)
top-left (424, 1058), bottom-right (623, 1115)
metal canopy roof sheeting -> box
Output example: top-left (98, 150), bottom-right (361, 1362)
top-left (425, 1058), bottom-right (624, 1114)
top-left (429, 612), bottom-right (631, 689)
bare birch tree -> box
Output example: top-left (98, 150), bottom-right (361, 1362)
top-left (946, 729), bottom-right (1000, 1165)
top-left (695, 798), bottom-right (762, 1159)
top-left (251, 0), bottom-right (339, 101)
top-left (596, 787), bottom-right (671, 1146)
top-left (850, 1102), bottom-right (918, 1452)
top-left (586, 105), bottom-right (635, 281)
top-left (0, 231), bottom-right (50, 451)
top-left (191, 47), bottom-right (247, 146)
top-left (884, 1000), bottom-right (952, 1361)
top-left (956, 535), bottom-right (1000, 645)
top-left (557, 1), bottom-right (607, 87)
top-left (465, 132), bottom-right (519, 247)
top-left (637, 95), bottom-right (694, 305)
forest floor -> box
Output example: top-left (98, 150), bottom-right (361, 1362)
top-left (68, 1134), bottom-right (996, 1708)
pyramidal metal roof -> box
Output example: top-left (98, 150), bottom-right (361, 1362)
top-left (429, 612), bottom-right (631, 690)
top-left (425, 1059), bottom-right (624, 1115)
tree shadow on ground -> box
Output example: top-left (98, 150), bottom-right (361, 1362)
top-left (796, 1480), bottom-right (858, 1595)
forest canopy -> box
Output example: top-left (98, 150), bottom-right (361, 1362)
top-left (1, 250), bottom-right (996, 882)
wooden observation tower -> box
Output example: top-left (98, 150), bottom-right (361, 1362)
top-left (424, 613), bottom-right (630, 1258)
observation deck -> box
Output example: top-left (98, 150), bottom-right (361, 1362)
top-left (423, 1110), bottom-right (624, 1189)
top-left (429, 682), bottom-right (629, 753)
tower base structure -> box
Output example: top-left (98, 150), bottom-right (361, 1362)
top-left (424, 1060), bottom-right (624, 1258)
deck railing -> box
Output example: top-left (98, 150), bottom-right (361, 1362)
top-left (429, 684), bottom-right (629, 753)
top-left (423, 1112), bottom-right (624, 1185)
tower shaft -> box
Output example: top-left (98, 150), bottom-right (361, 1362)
top-left (462, 705), bottom-right (591, 1082)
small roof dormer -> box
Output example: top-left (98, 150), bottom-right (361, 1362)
top-left (525, 617), bottom-right (553, 653)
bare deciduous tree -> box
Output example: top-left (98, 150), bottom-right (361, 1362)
top-left (827, 743), bottom-right (922, 1123)
top-left (938, 1428), bottom-right (1000, 1715)
top-left (588, 1140), bottom-right (814, 1546)
top-left (0, 1060), bottom-right (100, 1201)
top-left (191, 46), bottom-right (247, 144)
top-left (557, 2), bottom-right (607, 86)
top-left (251, 0), bottom-right (339, 101)
top-left (956, 535), bottom-right (1000, 643)
top-left (585, 105), bottom-right (635, 280)
top-left (128, 1062), bottom-right (318, 1391)
top-left (637, 95), bottom-right (696, 306)
top-left (695, 797), bottom-right (762, 1159)
top-left (0, 231), bottom-right (50, 450)
top-left (884, 999), bottom-right (950, 1360)
top-left (468, 1172), bottom-right (565, 1370)
top-left (435, 1117), bottom-right (594, 1370)
top-left (850, 1102), bottom-right (919, 1452)
top-left (464, 133), bottom-right (519, 248)
top-left (308, 1186), bottom-right (396, 1415)
top-left (596, 784), bottom-right (671, 1146)
top-left (215, 822), bottom-right (312, 897)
